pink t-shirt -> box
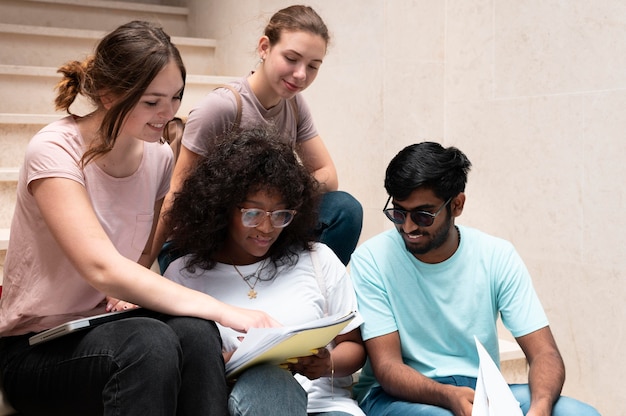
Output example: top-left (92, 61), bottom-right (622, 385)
top-left (0, 116), bottom-right (173, 336)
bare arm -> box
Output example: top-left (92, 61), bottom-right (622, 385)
top-left (296, 135), bottom-right (338, 193)
top-left (367, 332), bottom-right (474, 416)
top-left (31, 176), bottom-right (279, 332)
top-left (330, 328), bottom-right (366, 376)
top-left (516, 326), bottom-right (565, 416)
top-left (150, 145), bottom-right (201, 264)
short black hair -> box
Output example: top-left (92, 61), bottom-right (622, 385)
top-left (385, 141), bottom-right (472, 201)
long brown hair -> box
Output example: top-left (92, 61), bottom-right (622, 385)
top-left (54, 20), bottom-right (186, 166)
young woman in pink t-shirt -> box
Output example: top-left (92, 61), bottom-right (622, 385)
top-left (0, 21), bottom-right (277, 415)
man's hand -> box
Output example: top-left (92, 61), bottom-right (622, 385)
top-left (445, 385), bottom-right (475, 416)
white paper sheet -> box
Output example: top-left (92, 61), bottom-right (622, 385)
top-left (472, 336), bottom-right (524, 416)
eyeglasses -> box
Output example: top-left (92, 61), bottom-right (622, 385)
top-left (239, 208), bottom-right (297, 228)
top-left (383, 196), bottom-right (452, 227)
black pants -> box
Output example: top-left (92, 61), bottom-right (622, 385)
top-left (0, 313), bottom-right (228, 416)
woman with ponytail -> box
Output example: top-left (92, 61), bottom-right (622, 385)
top-left (0, 20), bottom-right (276, 416)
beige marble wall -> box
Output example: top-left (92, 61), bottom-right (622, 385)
top-left (188, 1), bottom-right (620, 413)
top-left (0, 0), bottom-right (612, 412)
top-left (445, 2), bottom-right (623, 413)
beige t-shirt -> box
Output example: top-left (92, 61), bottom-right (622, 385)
top-left (182, 75), bottom-right (318, 156)
top-left (0, 116), bottom-right (173, 336)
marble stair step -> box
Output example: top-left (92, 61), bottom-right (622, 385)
top-left (0, 0), bottom-right (189, 36)
top-left (0, 23), bottom-right (217, 75)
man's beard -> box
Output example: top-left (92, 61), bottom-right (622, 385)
top-left (400, 215), bottom-right (453, 255)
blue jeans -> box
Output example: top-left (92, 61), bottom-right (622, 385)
top-left (158, 190), bottom-right (363, 272)
top-left (0, 313), bottom-right (228, 416)
top-left (228, 364), bottom-right (307, 416)
top-left (315, 191), bottom-right (363, 266)
top-left (360, 376), bottom-right (601, 416)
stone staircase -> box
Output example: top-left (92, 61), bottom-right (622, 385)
top-left (0, 0), bottom-right (238, 282)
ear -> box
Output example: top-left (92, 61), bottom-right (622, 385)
top-left (451, 192), bottom-right (466, 217)
top-left (257, 36), bottom-right (271, 60)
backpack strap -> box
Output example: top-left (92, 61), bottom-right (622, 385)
top-left (216, 84), bottom-right (299, 129)
top-left (215, 84), bottom-right (243, 129)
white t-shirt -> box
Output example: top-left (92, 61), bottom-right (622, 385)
top-left (164, 243), bottom-right (365, 415)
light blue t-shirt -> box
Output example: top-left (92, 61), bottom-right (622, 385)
top-left (351, 225), bottom-right (548, 403)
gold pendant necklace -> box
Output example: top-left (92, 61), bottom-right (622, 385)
top-left (232, 261), bottom-right (265, 299)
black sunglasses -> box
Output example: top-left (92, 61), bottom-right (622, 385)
top-left (383, 196), bottom-right (452, 227)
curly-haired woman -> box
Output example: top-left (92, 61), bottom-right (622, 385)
top-left (163, 127), bottom-right (366, 416)
top-left (154, 4), bottom-right (363, 268)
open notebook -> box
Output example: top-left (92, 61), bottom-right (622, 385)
top-left (226, 311), bottom-right (356, 379)
top-left (29, 307), bottom-right (153, 346)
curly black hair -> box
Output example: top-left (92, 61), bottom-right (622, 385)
top-left (165, 126), bottom-right (321, 273)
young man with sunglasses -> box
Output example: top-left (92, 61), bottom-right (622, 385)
top-left (350, 142), bottom-right (600, 416)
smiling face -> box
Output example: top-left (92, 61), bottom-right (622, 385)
top-left (223, 189), bottom-right (291, 265)
top-left (257, 30), bottom-right (326, 102)
top-left (120, 59), bottom-right (184, 143)
top-left (392, 188), bottom-right (463, 264)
